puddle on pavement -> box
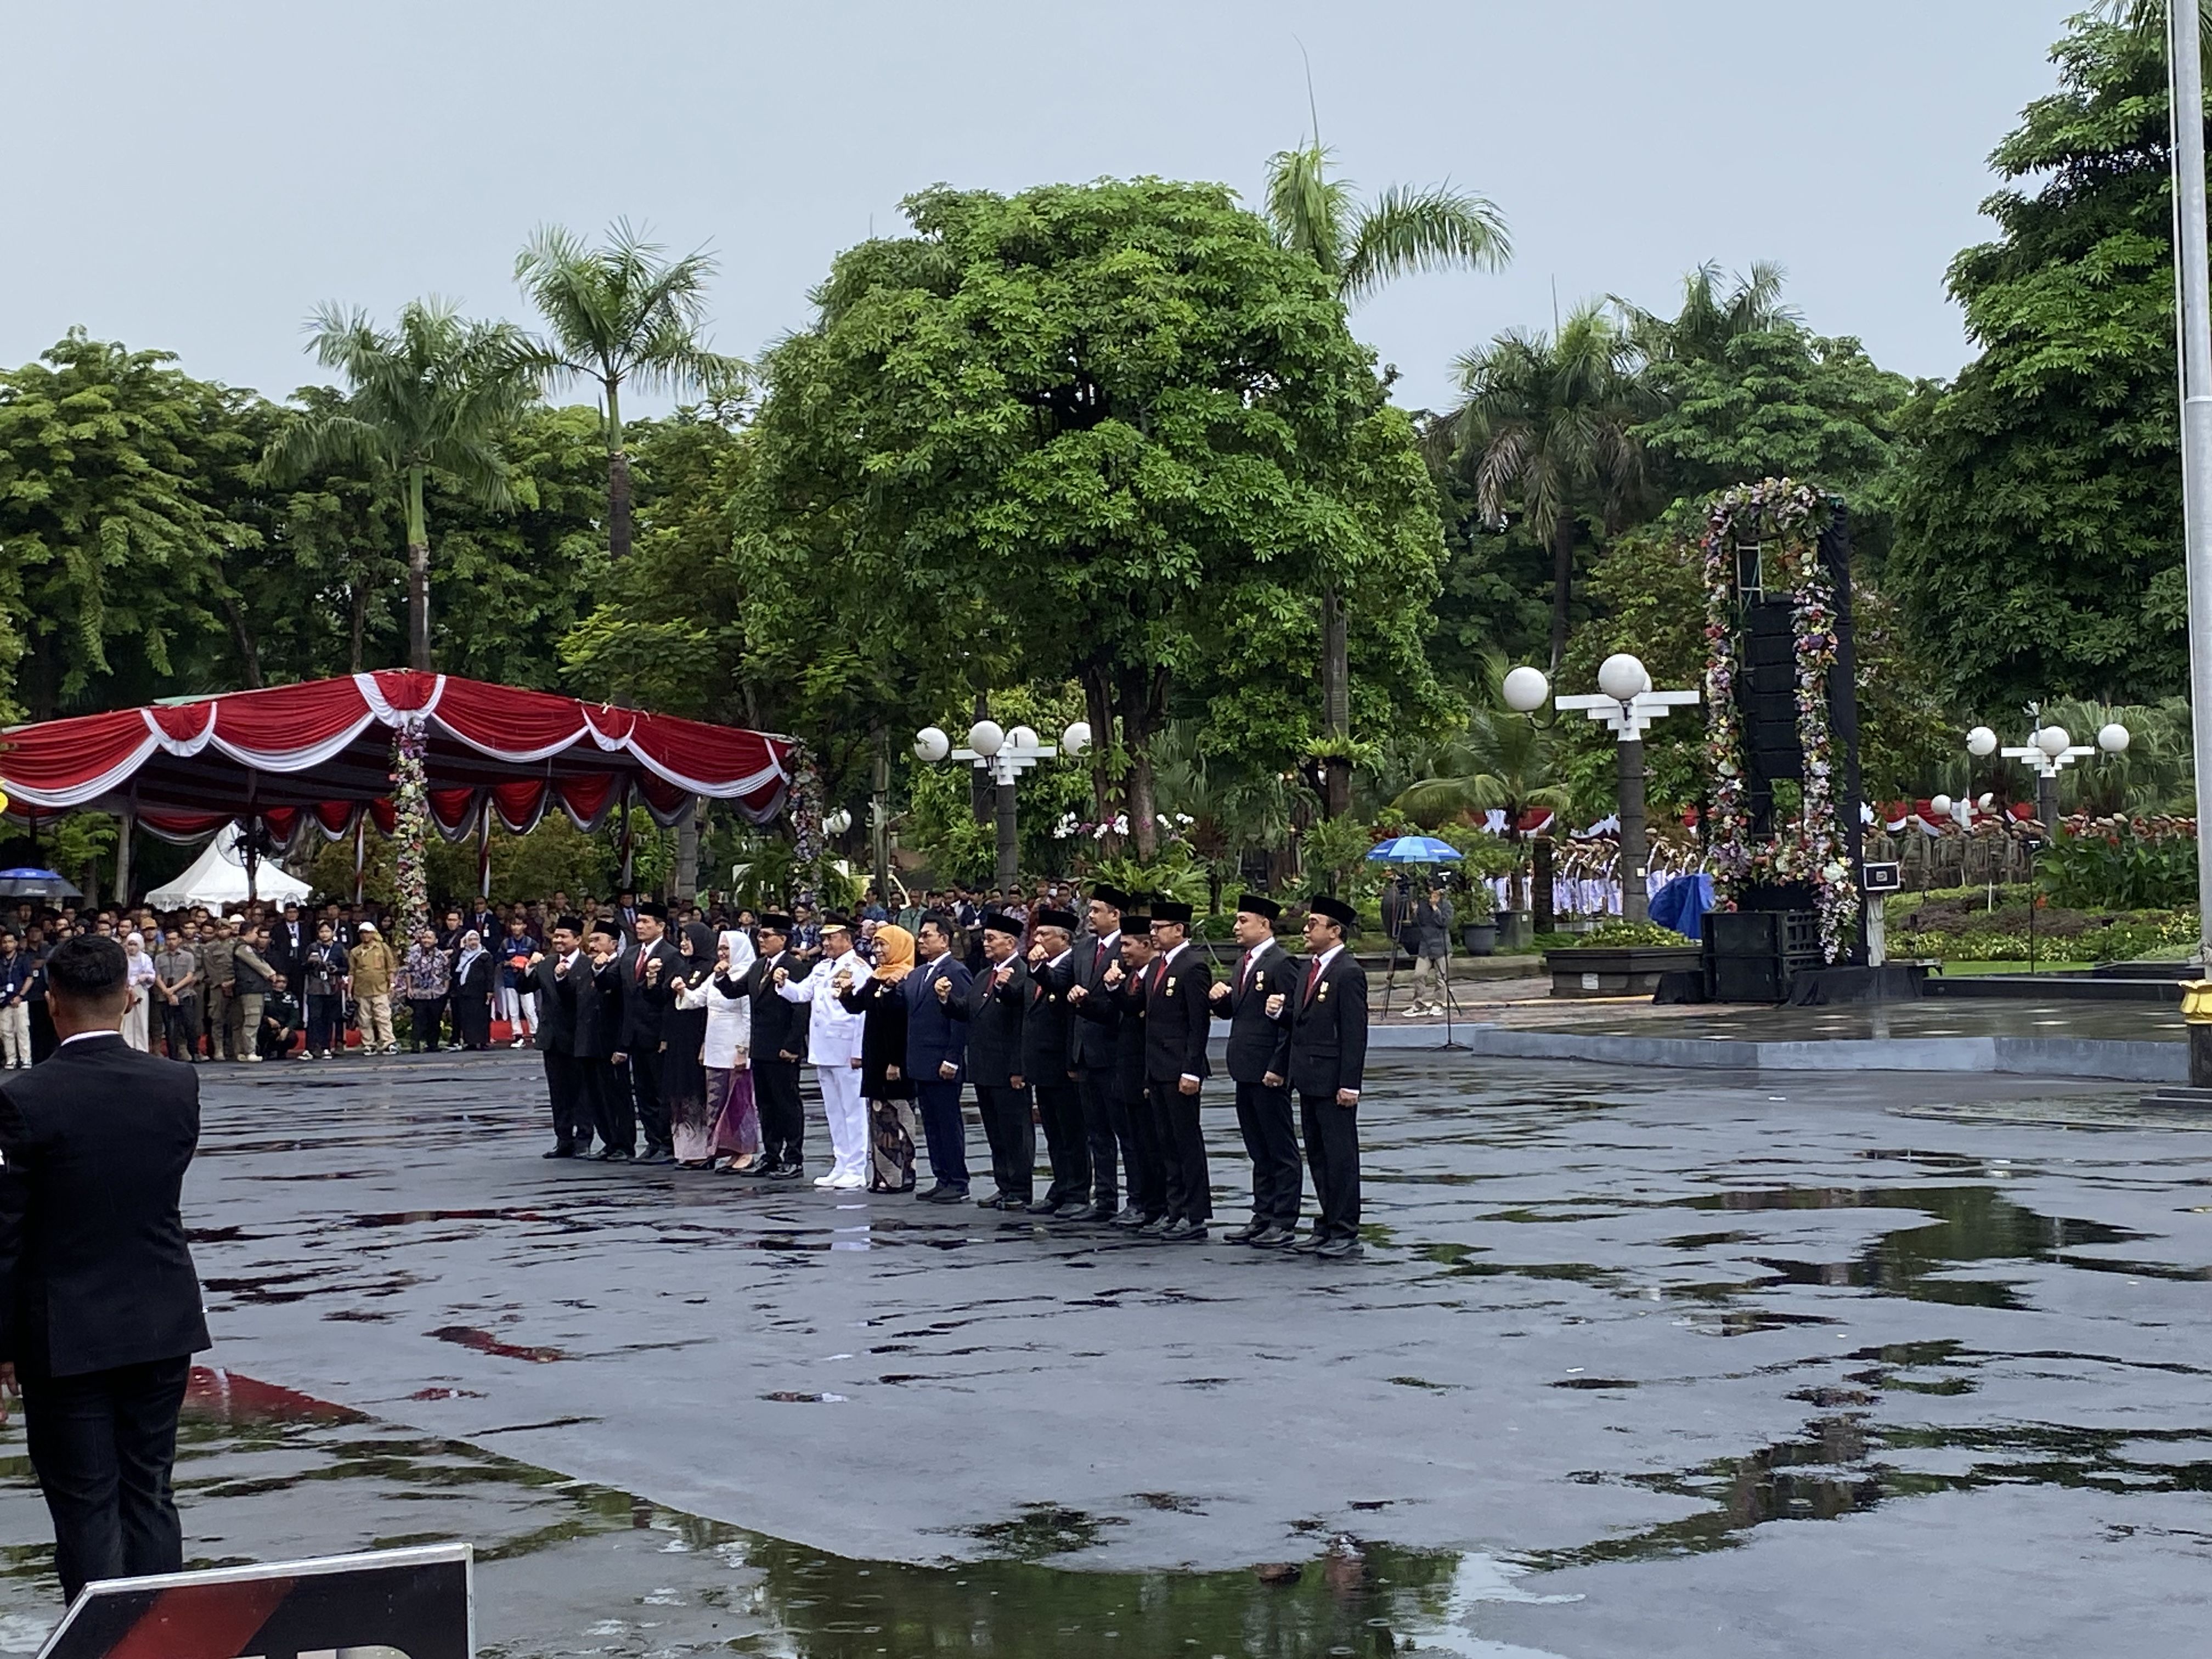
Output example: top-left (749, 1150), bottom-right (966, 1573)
top-left (0, 1369), bottom-right (1539, 1658)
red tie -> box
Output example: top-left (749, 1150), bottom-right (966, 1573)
top-left (1304, 956), bottom-right (1323, 1000)
top-left (1152, 956), bottom-right (1168, 995)
top-left (635, 950), bottom-right (647, 983)
top-left (1238, 949), bottom-right (1254, 991)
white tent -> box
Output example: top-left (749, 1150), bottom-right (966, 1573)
top-left (145, 825), bottom-right (313, 910)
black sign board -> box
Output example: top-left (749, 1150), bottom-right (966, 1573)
top-left (36, 1543), bottom-right (471, 1659)
top-left (1861, 861), bottom-right (1901, 894)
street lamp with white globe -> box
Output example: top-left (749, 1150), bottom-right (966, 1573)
top-left (1504, 654), bottom-right (1699, 925)
top-left (916, 716), bottom-right (1089, 894)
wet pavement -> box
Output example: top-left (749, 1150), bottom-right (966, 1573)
top-left (6, 1049), bottom-right (2208, 1655)
top-left (1512, 1000), bottom-right (2185, 1044)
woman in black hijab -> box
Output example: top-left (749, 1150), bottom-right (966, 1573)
top-left (664, 922), bottom-right (718, 1167)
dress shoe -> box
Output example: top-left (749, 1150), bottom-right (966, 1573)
top-left (1222, 1222), bottom-right (1264, 1245)
top-left (1134, 1215), bottom-right (1169, 1237)
top-left (1025, 1198), bottom-right (1062, 1215)
top-left (828, 1172), bottom-right (866, 1190)
top-left (814, 1172), bottom-right (840, 1187)
top-left (1249, 1225), bottom-right (1297, 1249)
top-left (1293, 1232), bottom-right (1327, 1254)
top-left (1315, 1237), bottom-right (1363, 1260)
top-left (596, 1147), bottom-right (635, 1163)
top-left (921, 1184), bottom-right (968, 1204)
top-left (639, 1146), bottom-right (674, 1165)
top-left (1058, 1201), bottom-right (1108, 1222)
top-left (1159, 1219), bottom-right (1208, 1243)
top-left (541, 1146), bottom-right (575, 1160)
top-left (1109, 1206), bottom-right (1148, 1229)
top-left (769, 1163), bottom-right (805, 1181)
top-left (737, 1160), bottom-right (774, 1178)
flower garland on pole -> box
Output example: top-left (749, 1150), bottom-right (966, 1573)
top-left (391, 718), bottom-right (432, 942)
top-left (1700, 478), bottom-right (1855, 962)
top-left (787, 741), bottom-right (823, 912)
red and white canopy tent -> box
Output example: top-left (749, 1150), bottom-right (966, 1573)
top-left (0, 670), bottom-right (794, 909)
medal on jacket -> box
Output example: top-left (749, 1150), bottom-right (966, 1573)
top-left (1317, 981), bottom-right (1330, 1001)
top-left (1164, 978), bottom-right (1176, 994)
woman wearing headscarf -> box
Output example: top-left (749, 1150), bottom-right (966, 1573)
top-left (121, 932), bottom-right (156, 1051)
top-left (663, 922), bottom-right (718, 1167)
top-left (400, 927), bottom-right (450, 1052)
top-left (697, 928), bottom-right (760, 1171)
top-left (838, 922), bottom-right (918, 1193)
top-left (449, 930), bottom-right (496, 1051)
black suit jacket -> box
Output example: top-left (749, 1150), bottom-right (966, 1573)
top-left (0, 1035), bottom-right (210, 1376)
top-left (1140, 945), bottom-right (1212, 1085)
top-left (619, 938), bottom-right (681, 1051)
top-left (946, 957), bottom-right (1028, 1087)
top-left (588, 953), bottom-right (629, 1060)
top-left (1024, 952), bottom-right (1079, 1082)
top-left (1287, 949), bottom-right (1369, 1097)
top-left (530, 952), bottom-right (603, 1057)
top-left (1211, 941), bottom-right (1296, 1085)
top-left (1068, 932), bottom-right (1122, 1070)
top-left (718, 950), bottom-right (811, 1063)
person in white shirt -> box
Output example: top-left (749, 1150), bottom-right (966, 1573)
top-left (777, 915), bottom-right (868, 1189)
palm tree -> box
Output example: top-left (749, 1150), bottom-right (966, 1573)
top-left (1618, 260), bottom-right (1799, 363)
top-left (2103, 1), bottom-right (2212, 57)
top-left (1444, 301), bottom-right (1648, 675)
top-left (1260, 130), bottom-right (1511, 820)
top-left (264, 299), bottom-right (537, 672)
top-left (1391, 701), bottom-right (1573, 913)
top-left (514, 221), bottom-right (743, 562)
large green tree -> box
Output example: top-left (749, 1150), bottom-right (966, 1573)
top-left (264, 300), bottom-right (538, 671)
top-left (0, 331), bottom-right (260, 719)
top-left (1626, 263), bottom-right (1915, 563)
top-left (514, 221), bottom-right (742, 564)
top-left (1891, 16), bottom-right (2195, 708)
top-left (1441, 301), bottom-right (1649, 676)
top-left (1260, 137), bottom-right (1509, 815)
top-left (727, 179), bottom-right (1449, 859)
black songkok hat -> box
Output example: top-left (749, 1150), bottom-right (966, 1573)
top-left (981, 912), bottom-right (1025, 938)
top-left (758, 913), bottom-right (795, 933)
top-left (1089, 883), bottom-right (1130, 910)
top-left (1034, 907), bottom-right (1080, 932)
top-left (1235, 893), bottom-right (1282, 922)
top-left (636, 900), bottom-right (669, 922)
top-left (555, 914), bottom-right (585, 935)
top-left (1310, 894), bottom-right (1358, 929)
top-left (1152, 900), bottom-right (1194, 926)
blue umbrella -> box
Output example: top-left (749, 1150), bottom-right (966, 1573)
top-left (1364, 835), bottom-right (1463, 863)
top-left (0, 867), bottom-right (81, 899)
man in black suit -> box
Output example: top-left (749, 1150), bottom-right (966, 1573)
top-left (1069, 908), bottom-right (1158, 1228)
top-left (1065, 884), bottom-right (1127, 1221)
top-left (716, 913), bottom-right (810, 1180)
top-left (1209, 893), bottom-right (1302, 1248)
top-left (0, 936), bottom-right (210, 1601)
top-left (616, 902), bottom-right (681, 1164)
top-left (1284, 895), bottom-right (1369, 1260)
top-left (269, 903), bottom-right (309, 988)
top-left (583, 919), bottom-right (634, 1160)
top-left (1023, 907), bottom-right (1088, 1217)
top-left (942, 913), bottom-right (1031, 1210)
top-left (527, 916), bottom-right (599, 1159)
top-left (905, 915), bottom-right (971, 1203)
top-left (1140, 900), bottom-right (1214, 1242)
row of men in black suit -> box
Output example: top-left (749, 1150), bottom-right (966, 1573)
top-left (521, 904), bottom-right (699, 1165)
top-left (923, 886), bottom-right (1370, 1257)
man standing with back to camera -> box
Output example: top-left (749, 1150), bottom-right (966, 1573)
top-left (0, 935), bottom-right (210, 1601)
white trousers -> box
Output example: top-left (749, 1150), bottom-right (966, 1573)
top-left (815, 1063), bottom-right (868, 1179)
top-left (496, 985), bottom-right (536, 1030)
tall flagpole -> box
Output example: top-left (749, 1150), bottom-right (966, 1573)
top-left (2168, 0), bottom-right (2212, 966)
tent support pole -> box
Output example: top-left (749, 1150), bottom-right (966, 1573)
top-left (353, 814), bottom-right (366, 905)
top-left (618, 780), bottom-right (636, 889)
top-left (243, 777), bottom-right (259, 904)
top-left (114, 811), bottom-right (133, 909)
top-left (477, 798), bottom-right (493, 900)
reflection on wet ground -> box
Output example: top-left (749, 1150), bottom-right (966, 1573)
top-left (137, 1051), bottom-right (2212, 1654)
top-left (0, 1368), bottom-right (1539, 1658)
top-left (1516, 999), bottom-right (2186, 1044)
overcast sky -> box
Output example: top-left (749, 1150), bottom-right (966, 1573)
top-left (10, 0), bottom-right (2081, 415)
